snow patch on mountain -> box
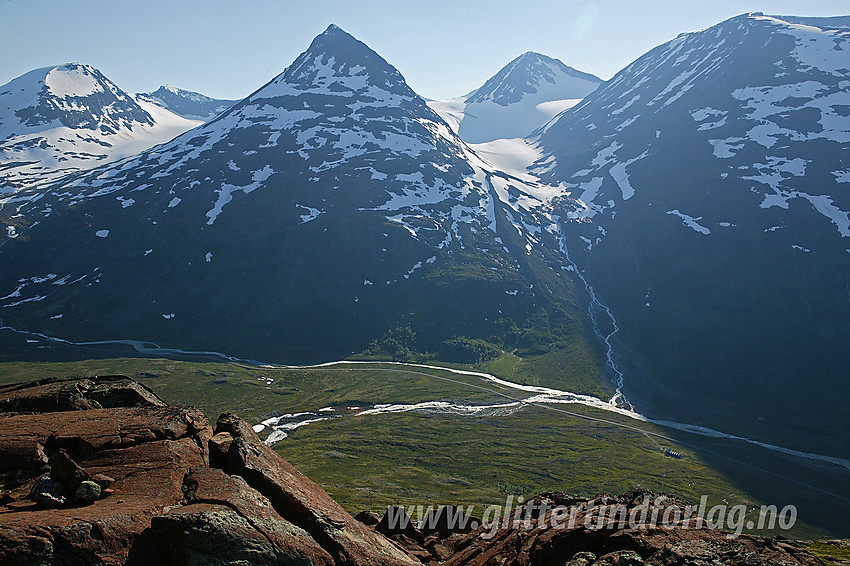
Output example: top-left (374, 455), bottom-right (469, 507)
top-left (297, 204), bottom-right (322, 223)
top-left (609, 151), bottom-right (648, 200)
top-left (468, 138), bottom-right (545, 182)
top-left (757, 14), bottom-right (850, 76)
top-left (429, 96), bottom-right (584, 144)
top-left (667, 210), bottom-right (711, 234)
top-left (206, 165), bottom-right (275, 225)
top-left (44, 66), bottom-right (104, 98)
top-left (798, 194), bottom-right (850, 237)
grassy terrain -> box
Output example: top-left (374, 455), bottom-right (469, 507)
top-left (808, 540), bottom-right (850, 565)
top-left (276, 405), bottom-right (742, 511)
top-left (0, 357), bottom-right (520, 418)
top-left (0, 356), bottom-right (845, 539)
top-left (482, 344), bottom-right (612, 399)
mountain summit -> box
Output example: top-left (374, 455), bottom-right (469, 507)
top-left (466, 51), bottom-right (602, 106)
top-left (428, 52), bottom-right (602, 143)
top-left (277, 23), bottom-right (413, 94)
top-left (136, 85), bottom-right (237, 121)
top-left (0, 63), bottom-right (200, 191)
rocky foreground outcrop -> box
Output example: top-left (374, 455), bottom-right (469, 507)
top-left (0, 376), bottom-right (417, 565)
top-left (0, 375), bottom-right (828, 565)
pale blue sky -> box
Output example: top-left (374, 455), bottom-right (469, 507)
top-left (2, 0), bottom-right (848, 100)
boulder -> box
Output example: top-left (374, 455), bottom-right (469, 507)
top-left (29, 477), bottom-right (67, 509)
top-left (141, 468), bottom-right (335, 565)
top-left (419, 504), bottom-right (477, 538)
top-left (354, 510), bottom-right (382, 527)
top-left (49, 451), bottom-right (90, 492)
top-left (566, 551), bottom-right (597, 566)
top-left (73, 480), bottom-right (101, 504)
top-left (596, 550), bottom-right (644, 565)
top-left (0, 374), bottom-right (165, 413)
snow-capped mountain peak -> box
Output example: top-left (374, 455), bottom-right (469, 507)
top-left (466, 51), bottom-right (602, 106)
top-left (5, 23), bottom-right (482, 230)
top-left (262, 23), bottom-right (414, 99)
top-left (0, 63), bottom-right (201, 192)
top-left (163, 22), bottom-right (463, 187)
top-left (428, 52), bottom-right (602, 143)
top-left (0, 63), bottom-right (152, 138)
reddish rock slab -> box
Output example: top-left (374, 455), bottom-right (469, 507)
top-left (0, 375), bottom-right (165, 413)
top-left (0, 404), bottom-right (210, 474)
top-left (141, 467), bottom-right (336, 565)
top-left (0, 434), bottom-right (208, 565)
top-left (215, 412), bottom-right (419, 565)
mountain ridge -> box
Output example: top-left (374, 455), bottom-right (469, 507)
top-left (466, 51), bottom-right (602, 106)
top-left (136, 84), bottom-right (238, 121)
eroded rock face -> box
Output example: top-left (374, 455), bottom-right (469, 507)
top-left (0, 376), bottom-right (416, 565)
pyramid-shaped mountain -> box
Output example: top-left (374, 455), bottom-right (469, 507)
top-left (0, 25), bottom-right (593, 367)
top-left (429, 52), bottom-right (602, 143)
top-left (466, 51), bottom-right (602, 106)
top-left (0, 63), bottom-right (200, 191)
top-left (533, 13), bottom-right (850, 457)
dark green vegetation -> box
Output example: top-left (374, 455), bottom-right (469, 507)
top-left (482, 347), bottom-right (610, 399)
top-left (279, 407), bottom-right (750, 515)
top-left (808, 540), bottom-right (850, 565)
top-left (0, 356), bottom-right (847, 539)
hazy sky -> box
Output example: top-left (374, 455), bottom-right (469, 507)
top-left (2, 0), bottom-right (848, 100)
